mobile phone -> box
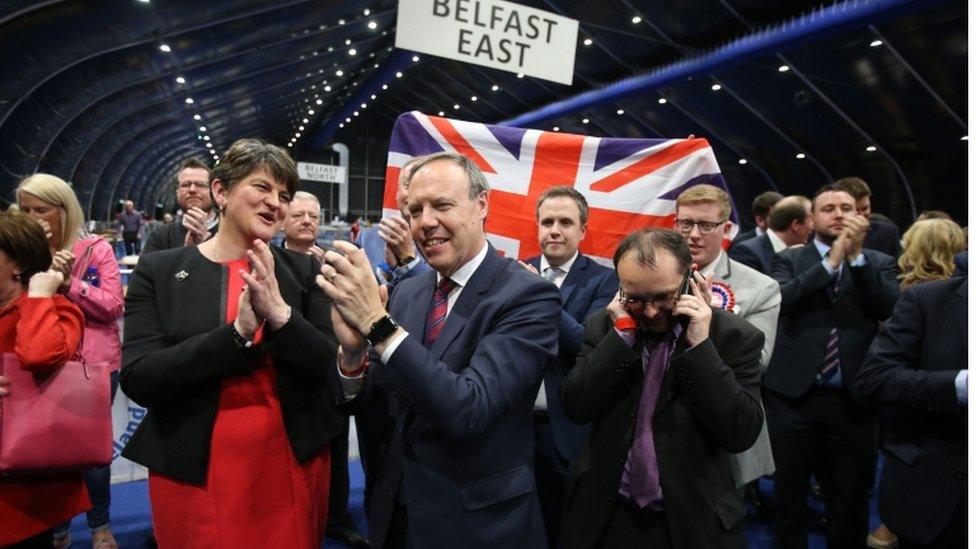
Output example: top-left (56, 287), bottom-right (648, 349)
top-left (680, 269), bottom-right (695, 296)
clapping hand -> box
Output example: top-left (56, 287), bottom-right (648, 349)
top-left (237, 240), bottom-right (291, 331)
top-left (377, 216), bottom-right (415, 265)
top-left (182, 207), bottom-right (211, 246)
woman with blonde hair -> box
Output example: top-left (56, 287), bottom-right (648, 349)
top-left (897, 218), bottom-right (966, 289)
top-left (16, 174), bottom-right (124, 549)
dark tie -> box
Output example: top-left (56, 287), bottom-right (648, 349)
top-left (626, 334), bottom-right (671, 507)
top-left (819, 256), bottom-right (842, 383)
top-left (424, 278), bottom-right (457, 347)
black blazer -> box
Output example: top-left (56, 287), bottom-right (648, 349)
top-left (854, 275), bottom-right (967, 544)
top-left (560, 309), bottom-right (764, 549)
top-left (728, 232), bottom-right (776, 275)
top-left (764, 242), bottom-right (900, 399)
top-left (729, 228), bottom-right (758, 249)
top-left (142, 218), bottom-right (219, 255)
top-left (120, 245), bottom-right (342, 485)
top-left (864, 217), bottom-right (902, 259)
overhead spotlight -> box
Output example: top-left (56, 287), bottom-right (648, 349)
top-left (338, 18), bottom-right (345, 25)
top-left (738, 158), bottom-right (748, 165)
top-left (582, 118), bottom-right (589, 124)
top-left (353, 111), bottom-right (359, 116)
top-left (962, 135), bottom-right (969, 141)
top-left (778, 65), bottom-right (790, 72)
top-left (137, 0), bottom-right (150, 3)
top-left (412, 55), bottom-right (420, 62)
top-left (516, 72), bottom-right (524, 78)
top-left (395, 71), bottom-right (403, 78)
top-left (370, 94), bottom-right (376, 100)
top-left (491, 84), bottom-right (499, 91)
top-left (349, 48), bottom-right (357, 56)
top-left (553, 126), bottom-right (560, 132)
top-left (193, 114), bottom-right (202, 120)
top-left (185, 97), bottom-right (194, 104)
top-left (339, 123), bottom-right (345, 128)
top-left (302, 118), bottom-right (309, 123)
top-left (308, 109), bottom-right (315, 115)
top-left (203, 135), bottom-right (210, 141)
top-left (865, 145), bottom-right (877, 152)
top-left (345, 39), bottom-right (352, 46)
top-left (658, 97), bottom-right (667, 104)
top-left (453, 104), bottom-right (460, 110)
top-left (299, 126), bottom-right (305, 131)
top-left (870, 39), bottom-right (883, 47)
top-left (345, 117), bottom-right (351, 123)
top-left (382, 84), bottom-right (388, 90)
top-left (616, 109), bottom-right (624, 115)
top-left (324, 86), bottom-right (331, 92)
top-left (363, 8), bottom-right (370, 15)
top-left (315, 99), bottom-right (323, 105)
top-left (583, 38), bottom-right (593, 46)
top-left (374, 63), bottom-right (379, 68)
top-left (336, 69), bottom-right (344, 76)
top-left (295, 132), bottom-right (301, 138)
top-left (199, 126), bottom-right (206, 132)
top-left (631, 16), bottom-right (641, 24)
top-left (438, 111), bottom-right (445, 116)
top-left (175, 76), bottom-right (186, 84)
top-left (368, 21), bottom-right (377, 30)
top-left (287, 143), bottom-right (293, 147)
top-left (711, 83), bottom-right (722, 91)
top-left (361, 103), bottom-right (367, 108)
top-left (159, 44), bottom-right (172, 52)
top-left (795, 153), bottom-right (806, 159)
top-left (471, 96), bottom-right (478, 101)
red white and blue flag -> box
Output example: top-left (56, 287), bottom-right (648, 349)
top-left (384, 111), bottom-right (738, 263)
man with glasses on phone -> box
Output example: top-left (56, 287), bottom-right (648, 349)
top-left (142, 158), bottom-right (218, 254)
top-left (560, 228), bottom-right (764, 549)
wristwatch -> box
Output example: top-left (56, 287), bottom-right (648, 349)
top-left (366, 315), bottom-right (400, 345)
top-left (397, 253), bottom-right (416, 267)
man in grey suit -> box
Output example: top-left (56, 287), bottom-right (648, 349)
top-left (674, 184), bottom-right (780, 501)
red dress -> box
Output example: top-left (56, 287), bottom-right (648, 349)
top-left (148, 259), bottom-right (331, 548)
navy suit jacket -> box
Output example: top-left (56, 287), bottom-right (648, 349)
top-left (526, 254), bottom-right (618, 461)
top-left (854, 275), bottom-right (967, 544)
top-left (728, 232), bottom-right (776, 275)
top-left (348, 246), bottom-right (561, 548)
top-left (764, 242), bottom-right (900, 399)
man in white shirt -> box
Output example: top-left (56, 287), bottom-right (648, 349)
top-left (729, 195), bottom-right (813, 275)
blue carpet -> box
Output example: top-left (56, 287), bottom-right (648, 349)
top-left (66, 459), bottom-right (881, 548)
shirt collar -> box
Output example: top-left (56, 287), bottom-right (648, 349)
top-left (540, 250), bottom-right (579, 275)
top-left (767, 230), bottom-right (788, 253)
top-left (813, 237), bottom-right (831, 258)
top-left (699, 252), bottom-right (723, 277)
top-left (437, 241), bottom-right (490, 288)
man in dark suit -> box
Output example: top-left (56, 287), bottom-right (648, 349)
top-left (561, 228), bottom-right (764, 548)
top-left (835, 177), bottom-right (901, 258)
top-left (729, 190), bottom-right (783, 248)
top-left (764, 183), bottom-right (900, 548)
top-left (142, 158), bottom-right (218, 254)
top-left (522, 186), bottom-right (618, 547)
top-left (320, 152), bottom-right (561, 548)
top-left (853, 252), bottom-right (967, 549)
top-left (729, 195), bottom-right (812, 275)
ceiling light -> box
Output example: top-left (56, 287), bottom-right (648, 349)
top-left (137, 0), bottom-right (150, 3)
top-left (368, 21), bottom-right (377, 30)
top-left (870, 39), bottom-right (883, 47)
top-left (453, 104), bottom-right (460, 110)
top-left (363, 8), bottom-right (370, 15)
top-left (349, 48), bottom-right (357, 56)
top-left (185, 97), bottom-right (194, 104)
top-left (175, 76), bottom-right (186, 84)
top-left (324, 86), bottom-right (332, 92)
top-left (960, 135), bottom-right (968, 141)
top-left (583, 38), bottom-right (593, 46)
top-left (582, 118), bottom-right (589, 124)
top-left (203, 136), bottom-right (210, 141)
top-left (396, 71), bottom-right (403, 78)
top-left (658, 97), bottom-right (667, 104)
top-left (199, 126), bottom-right (206, 132)
top-left (295, 132), bottom-right (301, 138)
top-left (336, 69), bottom-right (344, 76)
top-left (345, 117), bottom-right (351, 123)
top-left (308, 109), bottom-right (315, 115)
top-left (471, 96), bottom-right (477, 101)
top-left (193, 114), bottom-right (202, 120)
top-left (315, 99), bottom-right (323, 105)
top-left (516, 72), bottom-right (524, 78)
top-left (370, 94), bottom-right (376, 99)
top-left (338, 19), bottom-right (345, 25)
top-left (299, 126), bottom-right (305, 131)
top-left (302, 118), bottom-right (309, 123)
top-left (778, 65), bottom-right (790, 72)
top-left (438, 111), bottom-right (445, 116)
top-left (345, 39), bottom-right (352, 46)
top-left (491, 84), bottom-right (499, 91)
top-left (328, 47), bottom-right (333, 52)
top-left (361, 103), bottom-right (367, 108)
top-left (353, 111), bottom-right (359, 116)
top-left (616, 109), bottom-right (624, 115)
top-left (339, 123), bottom-right (344, 128)
top-left (865, 145), bottom-right (877, 152)
top-left (738, 158), bottom-right (747, 165)
top-left (711, 83), bottom-right (722, 91)
top-left (553, 126), bottom-right (560, 131)
top-left (631, 16), bottom-right (642, 24)
top-left (287, 143), bottom-right (293, 147)
top-left (382, 84), bottom-right (388, 90)
top-left (796, 153), bottom-right (806, 159)
top-left (159, 44), bottom-right (172, 52)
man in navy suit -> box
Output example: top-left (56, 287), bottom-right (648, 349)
top-left (320, 152), bottom-right (561, 548)
top-left (729, 195), bottom-right (812, 275)
top-left (835, 177), bottom-right (902, 258)
top-left (522, 186), bottom-right (618, 547)
top-left (729, 190), bottom-right (783, 248)
top-left (854, 252), bottom-right (967, 549)
top-left (764, 183), bottom-right (900, 548)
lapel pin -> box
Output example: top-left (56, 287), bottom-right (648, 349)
top-left (175, 270), bottom-right (189, 281)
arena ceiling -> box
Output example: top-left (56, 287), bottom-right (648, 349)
top-left (0, 0), bottom-right (967, 224)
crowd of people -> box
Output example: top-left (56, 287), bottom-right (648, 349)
top-left (0, 138), bottom-right (967, 549)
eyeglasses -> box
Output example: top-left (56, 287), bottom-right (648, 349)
top-left (619, 287), bottom-right (682, 310)
top-left (674, 218), bottom-right (727, 235)
top-left (178, 181), bottom-right (209, 190)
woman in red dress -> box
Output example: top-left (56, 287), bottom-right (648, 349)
top-left (0, 211), bottom-right (87, 547)
top-left (120, 139), bottom-right (344, 548)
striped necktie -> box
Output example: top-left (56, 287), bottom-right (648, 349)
top-left (424, 278), bottom-right (457, 348)
top-left (544, 266), bottom-right (562, 282)
top-left (819, 267), bottom-right (842, 384)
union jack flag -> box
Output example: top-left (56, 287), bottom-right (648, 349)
top-left (383, 111), bottom-right (738, 263)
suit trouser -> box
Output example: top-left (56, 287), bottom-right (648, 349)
top-left (765, 387), bottom-right (877, 549)
top-left (594, 501), bottom-right (671, 549)
top-left (534, 412), bottom-right (569, 549)
top-left (325, 418), bottom-right (355, 535)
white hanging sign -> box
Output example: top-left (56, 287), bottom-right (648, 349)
top-left (297, 162), bottom-right (347, 184)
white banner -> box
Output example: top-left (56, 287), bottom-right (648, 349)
top-left (297, 162), bottom-right (347, 184)
top-left (396, 0), bottom-right (578, 85)
top-left (110, 392), bottom-right (148, 483)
